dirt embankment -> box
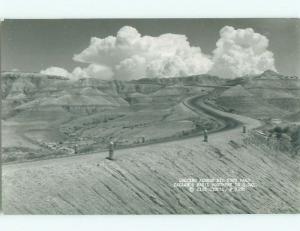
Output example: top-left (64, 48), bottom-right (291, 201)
top-left (3, 129), bottom-right (299, 214)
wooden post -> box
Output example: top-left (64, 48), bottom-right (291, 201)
top-left (107, 140), bottom-right (114, 160)
top-left (243, 125), bottom-right (246, 133)
top-left (203, 129), bottom-right (208, 142)
top-left (74, 144), bottom-right (78, 154)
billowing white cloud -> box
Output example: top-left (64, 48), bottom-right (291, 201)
top-left (40, 65), bottom-right (113, 81)
top-left (72, 64), bottom-right (114, 80)
top-left (41, 25), bottom-right (278, 81)
top-left (40, 66), bottom-right (70, 77)
top-left (73, 26), bottom-right (213, 80)
top-left (209, 26), bottom-right (276, 79)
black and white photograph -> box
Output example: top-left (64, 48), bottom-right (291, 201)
top-left (1, 18), bottom-right (300, 215)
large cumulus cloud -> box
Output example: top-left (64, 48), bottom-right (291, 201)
top-left (40, 25), bottom-right (277, 80)
top-left (73, 26), bottom-right (213, 80)
top-left (209, 26), bottom-right (276, 79)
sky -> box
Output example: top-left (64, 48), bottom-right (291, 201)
top-left (1, 18), bottom-right (299, 79)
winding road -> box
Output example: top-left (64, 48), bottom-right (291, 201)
top-left (184, 95), bottom-right (240, 133)
top-left (4, 93), bottom-right (261, 167)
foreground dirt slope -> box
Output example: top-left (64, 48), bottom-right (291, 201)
top-left (3, 120), bottom-right (299, 214)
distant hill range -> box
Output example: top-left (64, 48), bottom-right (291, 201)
top-left (215, 70), bottom-right (300, 119)
top-left (1, 70), bottom-right (300, 121)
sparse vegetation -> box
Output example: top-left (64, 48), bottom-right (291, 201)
top-left (267, 125), bottom-right (300, 155)
top-left (2, 70), bottom-right (300, 163)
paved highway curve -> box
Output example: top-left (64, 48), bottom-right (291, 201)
top-left (4, 94), bottom-right (246, 166)
top-left (185, 95), bottom-right (241, 134)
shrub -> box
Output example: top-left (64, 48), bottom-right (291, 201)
top-left (273, 126), bottom-right (282, 133)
